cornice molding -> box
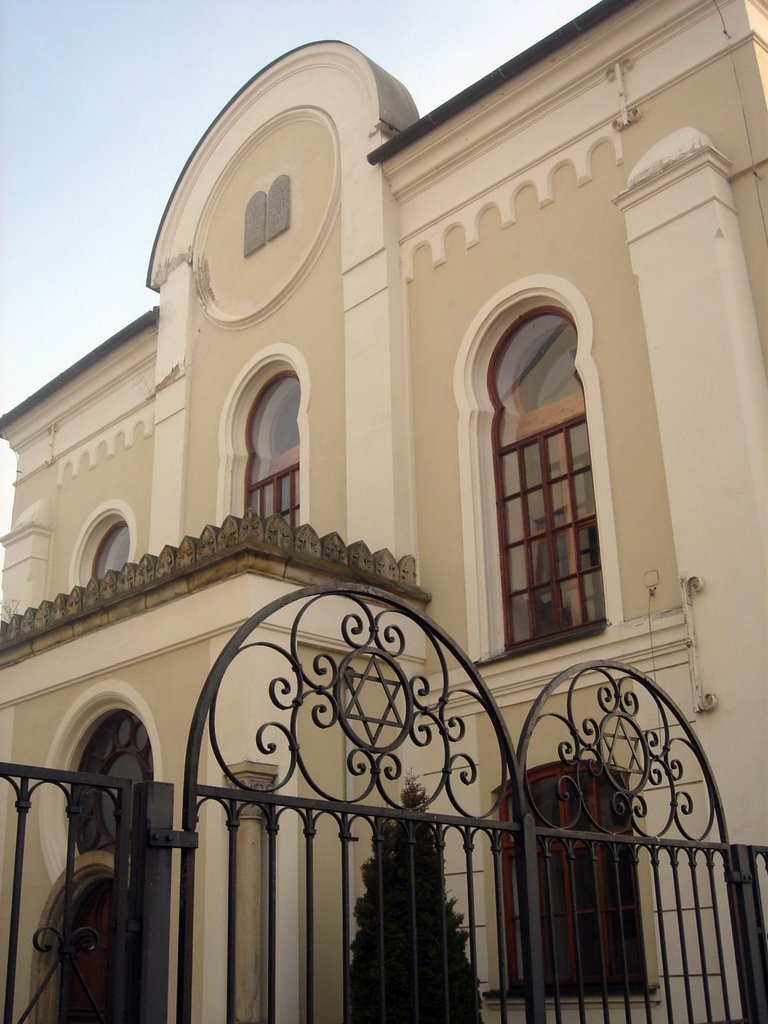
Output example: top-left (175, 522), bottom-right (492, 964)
top-left (0, 510), bottom-right (426, 665)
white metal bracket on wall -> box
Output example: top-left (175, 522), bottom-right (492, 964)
top-left (607, 60), bottom-right (641, 131)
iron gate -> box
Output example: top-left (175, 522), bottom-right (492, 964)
top-left (2, 583), bottom-right (767, 1022)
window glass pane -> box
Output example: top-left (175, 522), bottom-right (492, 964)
top-left (505, 497), bottom-right (524, 543)
top-left (530, 538), bottom-right (550, 585)
top-left (526, 489), bottom-right (545, 534)
top-left (532, 586), bottom-right (555, 636)
top-left (93, 522), bottom-right (130, 578)
top-left (553, 530), bottom-right (574, 578)
top-left (573, 850), bottom-right (598, 904)
top-left (249, 375), bottom-right (300, 483)
top-left (511, 593), bottom-right (531, 642)
top-left (550, 479), bottom-right (571, 525)
top-left (558, 578), bottom-right (583, 628)
top-left (569, 422), bottom-right (590, 469)
top-left (531, 778), bottom-right (561, 824)
top-left (272, 383), bottom-right (300, 453)
top-left (494, 315), bottom-right (580, 421)
top-left (279, 475), bottom-right (291, 514)
top-left (576, 908), bottom-right (602, 976)
top-left (507, 545), bottom-right (527, 589)
top-left (547, 433), bottom-right (566, 479)
top-left (573, 470), bottom-right (596, 518)
top-left (502, 453), bottom-right (520, 495)
top-left (583, 572), bottom-right (605, 621)
top-left (578, 525), bottom-right (600, 569)
top-left (523, 444), bottom-right (542, 488)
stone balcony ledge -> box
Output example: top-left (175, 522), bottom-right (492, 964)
top-left (0, 510), bottom-right (428, 664)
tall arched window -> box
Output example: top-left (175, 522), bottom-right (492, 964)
top-left (245, 373), bottom-right (300, 526)
top-left (489, 310), bottom-right (604, 648)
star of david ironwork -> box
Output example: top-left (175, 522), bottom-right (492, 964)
top-left (600, 714), bottom-right (646, 779)
top-left (342, 654), bottom-right (406, 749)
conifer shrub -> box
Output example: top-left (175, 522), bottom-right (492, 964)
top-left (349, 773), bottom-right (482, 1022)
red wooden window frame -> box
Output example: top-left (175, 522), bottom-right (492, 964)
top-left (501, 763), bottom-right (643, 990)
top-left (245, 372), bottom-right (300, 527)
top-left (489, 310), bottom-right (604, 649)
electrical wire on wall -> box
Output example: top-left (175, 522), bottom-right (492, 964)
top-left (712, 0), bottom-right (768, 247)
top-left (646, 586), bottom-right (658, 683)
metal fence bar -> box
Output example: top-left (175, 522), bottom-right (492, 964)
top-left (339, 813), bottom-right (352, 1024)
top-left (688, 848), bottom-right (713, 1023)
top-left (589, 840), bottom-right (611, 1024)
top-left (489, 830), bottom-right (508, 1024)
top-left (436, 825), bottom-right (451, 1023)
top-left (2, 776), bottom-right (30, 1024)
top-left (541, 839), bottom-right (564, 1024)
top-left (461, 826), bottom-right (481, 1024)
top-left (304, 809), bottom-right (316, 1024)
top-left (132, 781), bottom-right (174, 1024)
top-left (650, 847), bottom-right (674, 1024)
top-left (727, 843), bottom-right (768, 1024)
top-left (633, 846), bottom-right (653, 1024)
top-left (265, 807), bottom-right (278, 1024)
top-left (609, 843), bottom-right (632, 1024)
top-left (705, 849), bottom-right (733, 1023)
top-left (226, 804), bottom-right (239, 1024)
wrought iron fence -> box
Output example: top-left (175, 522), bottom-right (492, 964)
top-left (2, 585), bottom-right (767, 1023)
top-left (0, 763), bottom-right (132, 1024)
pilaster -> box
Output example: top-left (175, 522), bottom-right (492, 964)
top-left (614, 127), bottom-right (767, 833)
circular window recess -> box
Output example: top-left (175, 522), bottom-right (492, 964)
top-left (91, 520), bottom-right (130, 579)
top-left (77, 710), bottom-right (154, 853)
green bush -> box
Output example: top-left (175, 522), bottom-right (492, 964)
top-left (350, 773), bottom-right (482, 1022)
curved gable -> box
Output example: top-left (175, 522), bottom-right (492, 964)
top-left (148, 42), bottom-right (418, 294)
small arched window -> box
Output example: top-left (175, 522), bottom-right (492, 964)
top-left (245, 373), bottom-right (300, 526)
top-left (76, 710), bottom-right (154, 853)
top-left (489, 310), bottom-right (604, 648)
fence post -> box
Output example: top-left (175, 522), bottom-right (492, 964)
top-left (726, 843), bottom-right (768, 1023)
top-left (515, 812), bottom-right (547, 1024)
top-left (129, 781), bottom-right (175, 1024)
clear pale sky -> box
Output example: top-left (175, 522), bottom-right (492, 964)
top-left (0, 0), bottom-right (595, 577)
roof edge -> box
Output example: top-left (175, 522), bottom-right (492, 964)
top-left (367, 0), bottom-right (637, 165)
top-left (0, 308), bottom-right (159, 435)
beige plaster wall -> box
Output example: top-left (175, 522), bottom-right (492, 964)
top-left (49, 426), bottom-right (154, 590)
top-left (177, 111), bottom-right (347, 542)
top-left (406, 138), bottom-right (678, 647)
top-left (619, 42), bottom-right (767, 352)
top-left (184, 215), bottom-right (346, 540)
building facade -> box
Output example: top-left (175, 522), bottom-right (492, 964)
top-left (1, 0), bottom-right (766, 1020)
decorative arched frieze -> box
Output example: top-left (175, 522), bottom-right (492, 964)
top-left (216, 344), bottom-right (310, 524)
top-left (452, 274), bottom-right (622, 660)
top-left (403, 127), bottom-right (622, 280)
top-left (39, 681), bottom-right (162, 885)
top-left (56, 412), bottom-right (153, 486)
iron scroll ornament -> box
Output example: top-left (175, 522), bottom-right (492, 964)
top-left (182, 584), bottom-right (522, 827)
top-left (517, 660), bottom-right (729, 843)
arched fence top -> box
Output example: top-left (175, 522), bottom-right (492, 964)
top-left (517, 660), bottom-right (729, 844)
top-left (182, 584), bottom-right (522, 827)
